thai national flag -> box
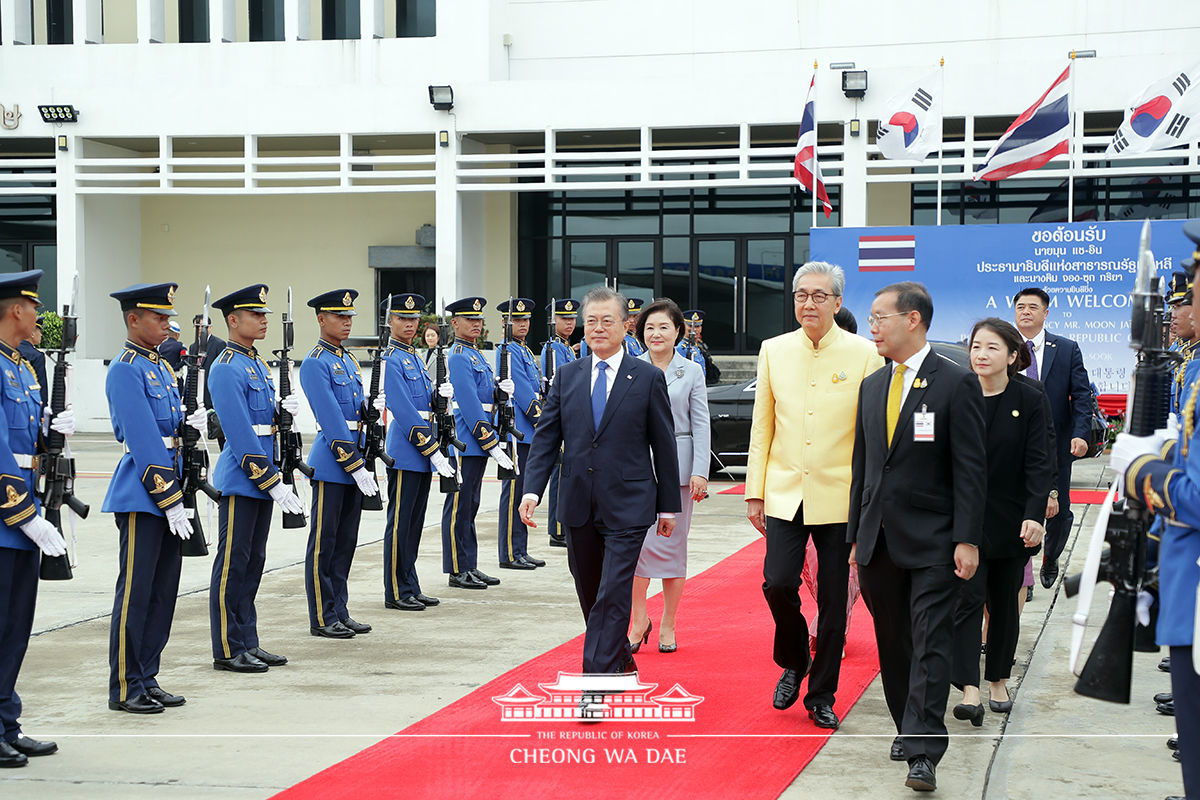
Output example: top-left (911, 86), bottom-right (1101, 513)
top-left (858, 235), bottom-right (916, 272)
top-left (974, 66), bottom-right (1070, 181)
top-left (794, 74), bottom-right (832, 218)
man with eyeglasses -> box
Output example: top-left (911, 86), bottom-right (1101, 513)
top-left (746, 261), bottom-right (883, 733)
top-left (847, 281), bottom-right (986, 792)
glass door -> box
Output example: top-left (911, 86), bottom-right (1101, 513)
top-left (613, 240), bottom-right (656, 309)
top-left (744, 238), bottom-right (788, 352)
top-left (694, 239), bottom-right (737, 353)
top-left (567, 239), bottom-right (609, 300)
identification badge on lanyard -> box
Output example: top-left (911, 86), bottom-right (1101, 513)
top-left (913, 405), bottom-right (935, 442)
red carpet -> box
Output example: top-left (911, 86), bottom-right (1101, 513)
top-left (718, 483), bottom-right (746, 495)
top-left (722, 483), bottom-right (1112, 507)
top-left (274, 539), bottom-right (879, 800)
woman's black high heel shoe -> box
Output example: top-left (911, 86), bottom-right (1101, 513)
top-left (952, 702), bottom-right (985, 727)
top-left (629, 620), bottom-right (652, 654)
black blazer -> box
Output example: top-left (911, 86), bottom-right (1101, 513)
top-left (847, 348), bottom-right (987, 570)
top-left (524, 353), bottom-right (681, 531)
top-left (980, 377), bottom-right (1055, 559)
top-left (1038, 332), bottom-right (1092, 449)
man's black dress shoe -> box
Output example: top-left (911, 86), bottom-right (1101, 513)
top-left (521, 554), bottom-right (546, 567)
top-left (890, 737), bottom-right (906, 762)
top-left (0, 740), bottom-right (27, 767)
top-left (1040, 558), bottom-right (1059, 589)
top-left (145, 687), bottom-right (186, 706)
top-left (615, 656), bottom-right (638, 674)
top-left (310, 621), bottom-right (355, 639)
top-left (1173, 750), bottom-right (1182, 763)
top-left (415, 593), bottom-right (440, 606)
top-left (1025, 586), bottom-right (1033, 602)
top-left (953, 702), bottom-right (985, 726)
top-left (9, 736), bottom-right (57, 757)
top-left (1154, 691), bottom-right (1173, 704)
top-left (1159, 656), bottom-right (1171, 672)
top-left (250, 647), bottom-right (288, 667)
top-left (905, 755), bottom-right (937, 792)
top-left (341, 617), bottom-right (371, 634)
top-left (1156, 698), bottom-right (1175, 716)
top-left (385, 596), bottom-right (426, 611)
top-left (470, 568), bottom-right (500, 586)
top-left (214, 652), bottom-right (269, 673)
top-left (1167, 736), bottom-right (1178, 750)
top-left (807, 704), bottom-right (839, 729)
top-left (449, 571), bottom-right (487, 589)
top-left (108, 693), bottom-right (164, 714)
top-left (772, 669), bottom-right (800, 710)
top-left (498, 559), bottom-right (536, 570)
top-left (548, 536), bottom-right (567, 548)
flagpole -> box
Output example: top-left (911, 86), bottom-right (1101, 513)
top-left (1067, 52), bottom-right (1076, 222)
top-left (936, 57), bottom-right (945, 226)
top-left (812, 59), bottom-right (819, 230)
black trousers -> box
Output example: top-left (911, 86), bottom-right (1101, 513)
top-left (109, 512), bottom-right (182, 704)
top-left (950, 553), bottom-right (1026, 687)
top-left (442, 455), bottom-right (486, 574)
top-left (1043, 447), bottom-right (1074, 564)
top-left (566, 519), bottom-right (647, 673)
top-left (498, 443), bottom-right (532, 563)
top-left (209, 495), bottom-right (273, 660)
top-left (859, 534), bottom-right (958, 766)
top-left (384, 468), bottom-right (432, 602)
top-left (1170, 647), bottom-right (1200, 799)
top-left (305, 481), bottom-right (363, 628)
top-left (762, 505), bottom-right (849, 708)
top-left (0, 547), bottom-right (37, 741)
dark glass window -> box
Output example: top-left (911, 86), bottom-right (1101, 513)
top-left (398, 0), bottom-right (435, 37)
top-left (322, 0), bottom-right (360, 40)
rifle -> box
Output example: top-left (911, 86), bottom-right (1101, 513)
top-left (685, 325), bottom-right (698, 363)
top-left (37, 277), bottom-right (89, 581)
top-left (542, 297), bottom-right (557, 398)
top-left (178, 286), bottom-right (221, 557)
top-left (431, 301), bottom-right (466, 493)
top-left (273, 287), bottom-right (311, 529)
top-left (1070, 221), bottom-right (1178, 703)
top-left (359, 293), bottom-right (395, 511)
top-left (493, 298), bottom-right (524, 481)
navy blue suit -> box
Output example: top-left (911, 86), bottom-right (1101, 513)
top-left (1036, 331), bottom-right (1092, 565)
top-left (524, 352), bottom-right (680, 672)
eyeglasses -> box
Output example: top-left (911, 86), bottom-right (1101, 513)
top-left (794, 291), bottom-right (836, 305)
top-left (584, 316), bottom-right (621, 329)
top-left (867, 311), bottom-right (907, 327)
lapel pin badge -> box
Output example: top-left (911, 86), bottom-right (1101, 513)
top-left (913, 377), bottom-right (928, 389)
top-left (833, 371), bottom-right (847, 383)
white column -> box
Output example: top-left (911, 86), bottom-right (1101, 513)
top-left (360, 0), bottom-right (383, 39)
top-left (210, 0), bottom-right (235, 43)
top-left (286, 0), bottom-right (311, 41)
top-left (137, 0), bottom-right (165, 43)
top-left (840, 123), bottom-right (867, 227)
top-left (435, 121), bottom-right (459, 304)
top-left (74, 0), bottom-right (102, 43)
top-left (1, 0), bottom-right (33, 45)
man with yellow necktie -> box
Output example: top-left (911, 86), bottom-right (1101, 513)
top-left (847, 281), bottom-right (987, 793)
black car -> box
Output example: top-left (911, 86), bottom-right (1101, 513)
top-left (707, 341), bottom-right (969, 476)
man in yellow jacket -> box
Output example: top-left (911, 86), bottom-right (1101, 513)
top-left (746, 261), bottom-right (883, 731)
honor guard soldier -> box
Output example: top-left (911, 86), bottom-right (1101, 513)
top-left (540, 298), bottom-right (578, 548)
top-left (580, 297), bottom-right (645, 357)
top-left (1167, 272), bottom-right (1197, 415)
top-left (380, 293), bottom-right (454, 611)
top-left (495, 298), bottom-right (546, 570)
top-left (0, 270), bottom-right (70, 766)
top-left (677, 309), bottom-right (708, 369)
top-left (18, 314), bottom-right (47, 404)
top-left (104, 283), bottom-right (207, 714)
top-left (442, 296), bottom-right (511, 589)
top-left (206, 285), bottom-right (305, 672)
top-left (299, 289), bottom-right (382, 639)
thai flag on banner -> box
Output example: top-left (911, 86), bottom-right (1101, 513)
top-left (794, 74), bottom-right (833, 218)
top-left (858, 235), bottom-right (916, 272)
top-left (974, 66), bottom-right (1071, 181)
top-left (876, 71), bottom-right (943, 161)
top-left (1106, 64), bottom-right (1200, 156)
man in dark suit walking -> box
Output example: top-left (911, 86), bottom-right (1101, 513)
top-left (1013, 288), bottom-right (1092, 588)
top-left (848, 282), bottom-right (987, 792)
top-left (520, 287), bottom-right (680, 674)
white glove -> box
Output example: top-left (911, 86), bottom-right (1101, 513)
top-left (352, 467), bottom-right (380, 497)
top-left (1137, 589), bottom-right (1154, 628)
top-left (489, 447), bottom-right (514, 471)
top-left (19, 515), bottom-right (66, 557)
top-left (164, 503), bottom-right (194, 540)
top-left (268, 482), bottom-right (305, 516)
top-left (498, 378), bottom-right (516, 396)
top-left (1163, 412), bottom-right (1180, 442)
top-left (372, 392), bottom-right (387, 414)
top-left (49, 406), bottom-right (76, 437)
top-left (280, 394), bottom-right (301, 416)
top-left (1110, 431), bottom-right (1167, 478)
top-left (185, 406), bottom-right (208, 433)
top-left (438, 382), bottom-right (454, 400)
top-left (429, 450), bottom-right (456, 478)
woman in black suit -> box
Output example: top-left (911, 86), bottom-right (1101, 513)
top-left (951, 318), bottom-right (1054, 725)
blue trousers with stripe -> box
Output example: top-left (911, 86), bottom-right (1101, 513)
top-left (305, 481), bottom-right (363, 628)
top-left (109, 512), bottom-right (182, 703)
top-left (497, 443), bottom-right (532, 563)
top-left (209, 494), bottom-right (272, 660)
top-left (547, 451), bottom-right (565, 543)
top-left (383, 468), bottom-right (432, 602)
top-left (0, 547), bottom-right (37, 741)
top-left (441, 455), bottom-right (485, 574)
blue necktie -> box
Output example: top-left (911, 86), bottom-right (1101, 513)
top-left (592, 360), bottom-right (608, 429)
top-left (1026, 340), bottom-right (1039, 380)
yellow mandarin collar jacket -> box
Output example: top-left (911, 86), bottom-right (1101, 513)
top-left (745, 324), bottom-right (885, 525)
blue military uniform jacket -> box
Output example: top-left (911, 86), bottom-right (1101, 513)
top-left (0, 340), bottom-right (44, 550)
top-left (675, 342), bottom-right (706, 369)
top-left (448, 338), bottom-right (499, 457)
top-left (495, 339), bottom-right (542, 440)
top-left (209, 341), bottom-right (283, 499)
top-left (299, 339), bottom-right (365, 485)
top-left (540, 336), bottom-right (575, 389)
top-left (383, 337), bottom-right (440, 471)
top-left (102, 341), bottom-right (185, 516)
